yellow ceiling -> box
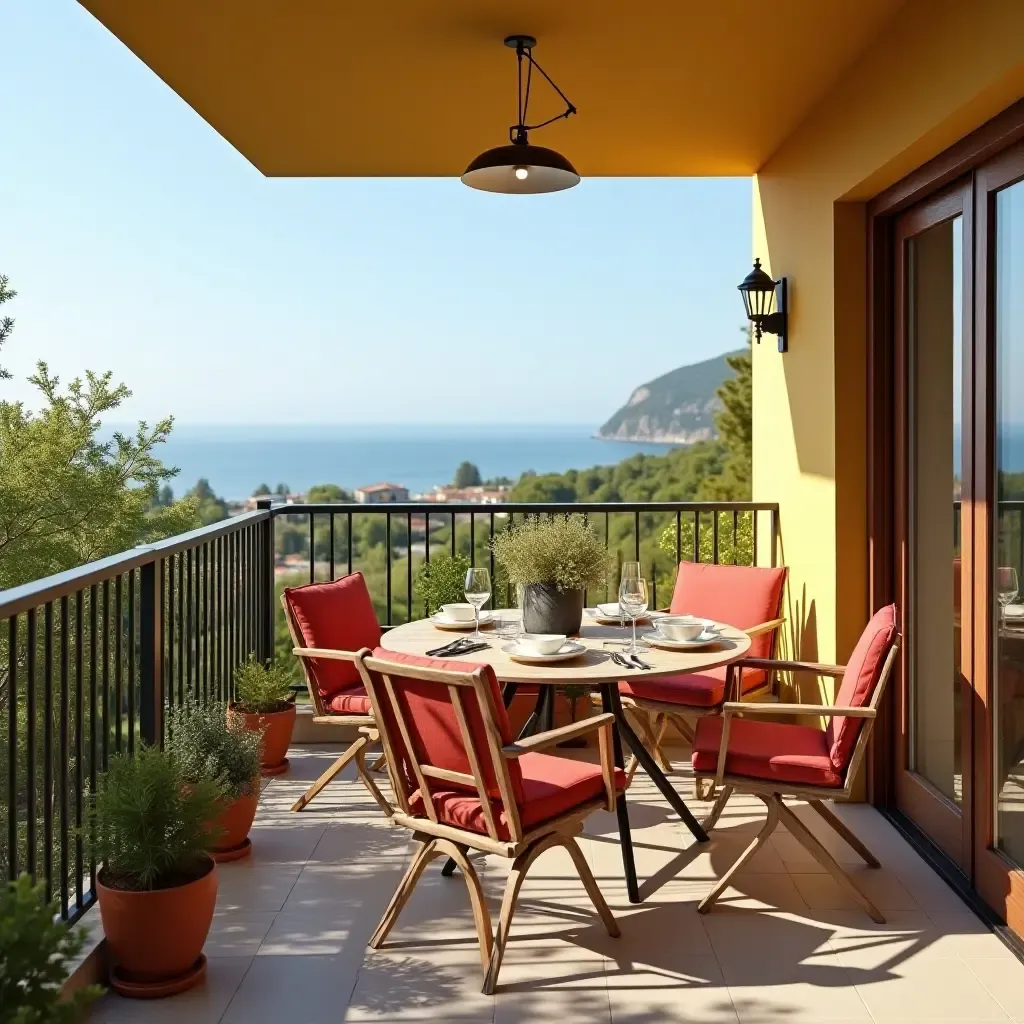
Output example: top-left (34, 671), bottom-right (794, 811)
top-left (78, 0), bottom-right (904, 177)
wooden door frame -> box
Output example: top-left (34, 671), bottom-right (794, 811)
top-left (972, 140), bottom-right (1024, 927)
top-left (867, 98), bottom-right (1024, 931)
top-left (889, 182), bottom-right (974, 869)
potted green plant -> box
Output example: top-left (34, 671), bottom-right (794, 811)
top-left (415, 552), bottom-right (471, 614)
top-left (0, 874), bottom-right (103, 1022)
top-left (88, 747), bottom-right (222, 998)
top-left (168, 698), bottom-right (264, 863)
top-left (492, 515), bottom-right (607, 634)
top-left (229, 656), bottom-right (297, 776)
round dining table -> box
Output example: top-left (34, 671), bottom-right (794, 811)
top-left (381, 613), bottom-right (751, 903)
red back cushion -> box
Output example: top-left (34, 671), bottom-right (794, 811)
top-left (825, 604), bottom-right (898, 772)
top-left (367, 649), bottom-right (525, 806)
top-left (670, 562), bottom-right (787, 659)
top-left (284, 573), bottom-right (381, 698)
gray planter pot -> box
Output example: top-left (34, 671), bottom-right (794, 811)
top-left (521, 584), bottom-right (585, 635)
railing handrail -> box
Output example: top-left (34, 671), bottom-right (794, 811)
top-left (273, 500), bottom-right (780, 515)
top-left (0, 509), bottom-right (270, 617)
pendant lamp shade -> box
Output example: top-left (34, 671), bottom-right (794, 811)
top-left (461, 143), bottom-right (580, 194)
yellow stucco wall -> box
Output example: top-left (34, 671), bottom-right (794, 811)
top-left (753, 0), bottom-right (1024, 690)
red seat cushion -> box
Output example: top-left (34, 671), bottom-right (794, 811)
top-left (691, 715), bottom-right (843, 788)
top-left (326, 685), bottom-right (372, 715)
top-left (284, 573), bottom-right (381, 699)
top-left (669, 562), bottom-right (787, 661)
top-left (408, 751), bottom-right (627, 841)
top-left (825, 604), bottom-right (898, 772)
top-left (619, 665), bottom-right (767, 708)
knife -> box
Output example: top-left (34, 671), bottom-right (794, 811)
top-left (628, 653), bottom-right (652, 670)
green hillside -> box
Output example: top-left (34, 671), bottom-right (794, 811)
top-left (597, 349), bottom-right (743, 443)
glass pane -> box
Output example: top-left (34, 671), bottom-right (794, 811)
top-left (995, 180), bottom-right (1024, 864)
top-left (908, 215), bottom-right (963, 806)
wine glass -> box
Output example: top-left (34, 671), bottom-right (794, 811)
top-left (998, 566), bottom-right (1019, 624)
top-left (619, 562), bottom-right (641, 625)
top-left (464, 567), bottom-right (492, 639)
top-left (619, 576), bottom-right (649, 654)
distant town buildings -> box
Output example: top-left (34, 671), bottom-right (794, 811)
top-left (354, 482), bottom-right (410, 504)
top-left (415, 485), bottom-right (509, 505)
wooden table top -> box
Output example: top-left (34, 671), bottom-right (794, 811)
top-left (380, 613), bottom-right (751, 684)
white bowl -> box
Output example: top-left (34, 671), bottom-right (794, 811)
top-left (515, 633), bottom-right (567, 657)
top-left (440, 603), bottom-right (476, 622)
top-left (657, 615), bottom-right (705, 641)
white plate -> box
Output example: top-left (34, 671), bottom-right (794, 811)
top-left (503, 640), bottom-right (587, 664)
top-left (642, 629), bottom-right (723, 651)
top-left (586, 606), bottom-right (664, 625)
top-left (1005, 605), bottom-right (1024, 618)
top-left (430, 611), bottom-right (494, 631)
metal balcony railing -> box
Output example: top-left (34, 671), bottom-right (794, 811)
top-left (0, 498), bottom-right (779, 923)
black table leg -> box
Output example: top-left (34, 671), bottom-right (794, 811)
top-left (442, 680), bottom-right (532, 878)
top-left (600, 683), bottom-right (640, 904)
top-left (606, 685), bottom-right (709, 843)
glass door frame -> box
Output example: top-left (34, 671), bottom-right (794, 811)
top-left (891, 180), bottom-right (975, 872)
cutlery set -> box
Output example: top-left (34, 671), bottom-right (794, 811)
top-left (611, 651), bottom-right (651, 671)
top-left (425, 636), bottom-right (491, 658)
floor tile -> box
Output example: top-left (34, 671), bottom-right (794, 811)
top-left (853, 956), bottom-right (1012, 1020)
top-left (93, 956), bottom-right (253, 1024)
top-left (963, 957), bottom-right (1024, 1021)
top-left (606, 953), bottom-right (738, 1023)
top-left (214, 862), bottom-right (303, 912)
top-left (205, 911), bottom-right (278, 957)
top-left (789, 868), bottom-right (917, 913)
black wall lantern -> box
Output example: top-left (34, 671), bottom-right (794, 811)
top-left (738, 259), bottom-right (788, 353)
top-left (461, 35), bottom-right (579, 195)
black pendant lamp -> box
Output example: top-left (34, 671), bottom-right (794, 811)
top-left (462, 35), bottom-right (579, 195)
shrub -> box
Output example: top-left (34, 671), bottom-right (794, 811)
top-left (492, 515), bottom-right (608, 592)
top-left (414, 552), bottom-right (471, 615)
top-left (0, 874), bottom-right (102, 1024)
top-left (233, 656), bottom-right (294, 715)
top-left (87, 747), bottom-right (223, 891)
top-left (167, 698), bottom-right (263, 801)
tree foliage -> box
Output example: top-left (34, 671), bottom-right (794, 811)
top-left (185, 478), bottom-right (228, 526)
top-left (453, 461), bottom-right (482, 487)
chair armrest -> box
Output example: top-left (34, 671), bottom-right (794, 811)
top-left (737, 656), bottom-right (847, 678)
top-left (721, 701), bottom-right (875, 719)
top-left (502, 713), bottom-right (615, 757)
top-left (292, 646), bottom-right (363, 663)
top-left (744, 617), bottom-right (786, 639)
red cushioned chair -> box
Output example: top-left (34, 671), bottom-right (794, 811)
top-left (617, 562), bottom-right (787, 785)
top-left (357, 648), bottom-right (624, 995)
top-left (281, 573), bottom-right (391, 814)
top-left (691, 604), bottom-right (900, 923)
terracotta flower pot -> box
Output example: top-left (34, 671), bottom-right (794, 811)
top-left (229, 701), bottom-right (296, 776)
top-left (210, 782), bottom-right (260, 862)
top-left (97, 856), bottom-right (217, 997)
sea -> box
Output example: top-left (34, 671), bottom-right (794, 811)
top-left (141, 424), bottom-right (674, 501)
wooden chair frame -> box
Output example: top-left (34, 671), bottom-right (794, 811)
top-left (358, 650), bottom-right (620, 995)
top-left (280, 594), bottom-right (392, 815)
top-left (693, 641), bottom-right (900, 924)
top-left (617, 614), bottom-right (786, 787)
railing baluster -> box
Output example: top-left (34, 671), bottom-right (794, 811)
top-left (7, 615), bottom-right (18, 882)
top-left (26, 607), bottom-right (37, 882)
top-left (407, 512), bottom-right (413, 624)
top-left (693, 512), bottom-right (699, 563)
top-left (753, 510), bottom-right (759, 567)
top-left (102, 582), bottom-right (110, 770)
top-left (489, 512), bottom-right (495, 607)
top-left (713, 510), bottom-right (720, 564)
top-left (88, 584), bottom-right (98, 896)
top-left (59, 595), bottom-right (69, 916)
top-left (167, 554), bottom-right (176, 708)
top-left (470, 513), bottom-right (475, 566)
top-left (74, 591), bottom-right (84, 912)
top-left (346, 510), bottom-right (353, 578)
top-left (732, 511), bottom-right (738, 565)
top-left (43, 602), bottom-right (53, 900)
top-left (114, 576), bottom-right (123, 754)
top-left (127, 570), bottom-right (136, 752)
top-left (329, 514), bottom-right (336, 581)
top-left (634, 510), bottom-right (640, 562)
top-left (386, 513), bottom-right (393, 626)
top-left (308, 513), bottom-right (315, 585)
top-left (202, 546), bottom-right (209, 701)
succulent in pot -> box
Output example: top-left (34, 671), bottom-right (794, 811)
top-left (87, 747), bottom-right (223, 997)
top-left (229, 656), bottom-right (297, 776)
top-left (492, 515), bottom-right (608, 635)
top-left (168, 697), bottom-right (264, 862)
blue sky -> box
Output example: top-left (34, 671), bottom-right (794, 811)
top-left (0, 2), bottom-right (752, 426)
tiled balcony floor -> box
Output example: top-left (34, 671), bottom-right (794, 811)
top-left (93, 743), bottom-right (1024, 1023)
